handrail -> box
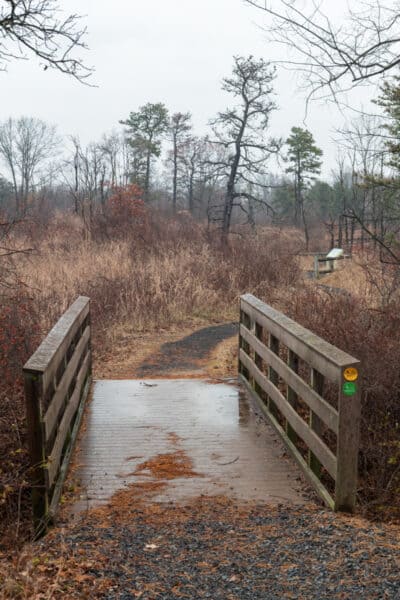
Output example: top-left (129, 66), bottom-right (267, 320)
top-left (24, 296), bottom-right (92, 536)
top-left (239, 294), bottom-right (361, 512)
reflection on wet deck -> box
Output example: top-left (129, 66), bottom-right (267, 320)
top-left (72, 379), bottom-right (306, 511)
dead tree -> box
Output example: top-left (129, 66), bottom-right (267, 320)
top-left (209, 55), bottom-right (279, 235)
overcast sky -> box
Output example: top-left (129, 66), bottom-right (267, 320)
top-left (2, 0), bottom-right (380, 178)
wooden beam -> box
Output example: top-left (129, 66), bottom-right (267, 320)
top-left (24, 296), bottom-right (90, 393)
top-left (240, 325), bottom-right (338, 433)
top-left (241, 295), bottom-right (359, 383)
top-left (240, 350), bottom-right (337, 480)
top-left (240, 375), bottom-right (335, 510)
top-left (43, 326), bottom-right (90, 441)
top-left (47, 351), bottom-right (91, 488)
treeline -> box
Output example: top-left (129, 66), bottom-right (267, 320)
top-left (1, 56), bottom-right (400, 256)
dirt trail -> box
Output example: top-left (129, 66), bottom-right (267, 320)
top-left (95, 322), bottom-right (239, 380)
top-left (136, 322), bottom-right (238, 377)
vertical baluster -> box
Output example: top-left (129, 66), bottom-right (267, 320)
top-left (308, 368), bottom-right (324, 479)
top-left (286, 349), bottom-right (299, 443)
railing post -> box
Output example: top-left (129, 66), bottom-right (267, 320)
top-left (24, 370), bottom-right (48, 537)
top-left (286, 350), bottom-right (299, 444)
top-left (335, 365), bottom-right (361, 511)
top-left (268, 333), bottom-right (279, 416)
top-left (309, 368), bottom-right (324, 479)
top-left (238, 305), bottom-right (250, 381)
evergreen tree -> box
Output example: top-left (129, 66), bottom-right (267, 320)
top-left (120, 103), bottom-right (169, 202)
top-left (375, 77), bottom-right (400, 174)
top-left (285, 127), bottom-right (322, 248)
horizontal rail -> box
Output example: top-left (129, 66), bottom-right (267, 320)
top-left (47, 350), bottom-right (91, 488)
top-left (241, 294), bottom-right (358, 383)
top-left (240, 350), bottom-right (337, 479)
top-left (240, 375), bottom-right (335, 510)
top-left (239, 294), bottom-right (361, 512)
top-left (240, 325), bottom-right (339, 434)
top-left (43, 326), bottom-right (90, 441)
top-left (24, 296), bottom-right (90, 392)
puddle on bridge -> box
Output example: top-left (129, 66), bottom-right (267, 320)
top-left (70, 379), bottom-right (307, 514)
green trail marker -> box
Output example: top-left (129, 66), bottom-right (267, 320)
top-left (342, 381), bottom-right (357, 396)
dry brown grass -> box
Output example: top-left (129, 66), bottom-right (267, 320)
top-left (13, 214), bottom-right (301, 339)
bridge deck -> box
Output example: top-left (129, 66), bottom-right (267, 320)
top-left (71, 379), bottom-right (307, 512)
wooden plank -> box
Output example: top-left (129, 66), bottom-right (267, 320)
top-left (24, 296), bottom-right (90, 393)
top-left (286, 349), bottom-right (299, 443)
top-left (335, 367), bottom-right (361, 512)
top-left (47, 350), bottom-right (91, 488)
top-left (49, 376), bottom-right (91, 519)
top-left (240, 325), bottom-right (339, 433)
top-left (43, 326), bottom-right (90, 441)
top-left (240, 375), bottom-right (335, 510)
top-left (268, 333), bottom-right (279, 416)
top-left (309, 368), bottom-right (325, 478)
top-left (241, 295), bottom-right (359, 383)
top-left (240, 350), bottom-right (337, 480)
top-left (24, 371), bottom-right (48, 538)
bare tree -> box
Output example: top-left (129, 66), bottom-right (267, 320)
top-left (99, 132), bottom-right (121, 188)
top-left (245, 1), bottom-right (400, 99)
top-left (180, 136), bottom-right (210, 216)
top-left (209, 55), bottom-right (279, 235)
top-left (0, 0), bottom-right (91, 80)
top-left (168, 112), bottom-right (192, 214)
top-left (0, 116), bottom-right (60, 216)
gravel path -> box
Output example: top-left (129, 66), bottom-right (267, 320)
top-left (7, 492), bottom-right (399, 600)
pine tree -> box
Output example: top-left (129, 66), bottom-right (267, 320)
top-left (285, 127), bottom-right (322, 248)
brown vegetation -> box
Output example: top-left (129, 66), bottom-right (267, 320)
top-left (2, 209), bottom-right (400, 556)
top-left (0, 212), bottom-right (300, 549)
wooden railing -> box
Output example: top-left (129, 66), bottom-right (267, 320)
top-left (24, 296), bottom-right (92, 535)
top-left (239, 294), bottom-right (361, 512)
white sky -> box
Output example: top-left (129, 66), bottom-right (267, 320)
top-left (1, 0), bottom-right (380, 179)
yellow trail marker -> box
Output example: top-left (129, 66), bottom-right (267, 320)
top-left (344, 367), bottom-right (359, 382)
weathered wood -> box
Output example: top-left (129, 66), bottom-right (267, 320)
top-left (240, 374), bottom-right (335, 510)
top-left (240, 350), bottom-right (337, 480)
top-left (335, 367), bottom-right (361, 511)
top-left (241, 294), bottom-right (358, 383)
top-left (309, 368), bottom-right (325, 478)
top-left (43, 326), bottom-right (90, 441)
top-left (240, 325), bottom-right (339, 433)
top-left (49, 375), bottom-right (91, 519)
top-left (24, 371), bottom-right (47, 537)
top-left (286, 349), bottom-right (299, 443)
top-left (239, 294), bottom-right (361, 513)
top-left (24, 296), bottom-right (90, 393)
top-left (23, 296), bottom-right (92, 534)
top-left (47, 350), bottom-right (91, 488)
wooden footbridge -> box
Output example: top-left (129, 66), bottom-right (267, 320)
top-left (23, 295), bottom-right (361, 537)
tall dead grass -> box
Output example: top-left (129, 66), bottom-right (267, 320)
top-left (15, 214), bottom-right (300, 338)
